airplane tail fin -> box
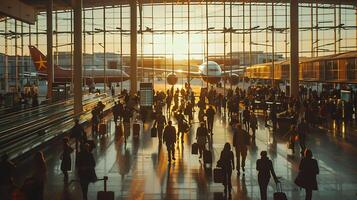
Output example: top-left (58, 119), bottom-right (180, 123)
top-left (28, 45), bottom-right (48, 74)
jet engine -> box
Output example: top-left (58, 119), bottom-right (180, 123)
top-left (167, 73), bottom-right (178, 85)
top-left (228, 73), bottom-right (240, 85)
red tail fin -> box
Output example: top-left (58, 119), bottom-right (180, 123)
top-left (28, 45), bottom-right (47, 74)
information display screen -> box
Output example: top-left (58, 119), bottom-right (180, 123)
top-left (140, 83), bottom-right (153, 107)
top-left (341, 90), bottom-right (351, 102)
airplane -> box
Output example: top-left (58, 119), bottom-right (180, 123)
top-left (28, 45), bottom-right (130, 87)
top-left (29, 45), bottom-right (242, 88)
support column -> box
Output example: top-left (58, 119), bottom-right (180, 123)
top-left (46, 0), bottom-right (53, 100)
top-left (290, 0), bottom-right (299, 98)
top-left (4, 18), bottom-right (8, 93)
top-left (73, 0), bottom-right (83, 114)
top-left (130, 0), bottom-right (137, 94)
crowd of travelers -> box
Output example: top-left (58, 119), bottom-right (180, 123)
top-left (7, 82), bottom-right (356, 200)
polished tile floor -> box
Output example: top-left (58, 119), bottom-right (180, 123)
top-left (13, 111), bottom-right (357, 200)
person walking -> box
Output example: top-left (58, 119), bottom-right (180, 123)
top-left (256, 151), bottom-right (279, 200)
top-left (0, 153), bottom-right (17, 200)
top-left (154, 111), bottom-right (166, 142)
top-left (297, 118), bottom-right (309, 154)
top-left (163, 121), bottom-right (177, 163)
top-left (233, 123), bottom-right (250, 176)
top-left (295, 149), bottom-right (319, 200)
top-left (196, 122), bottom-right (209, 159)
top-left (31, 152), bottom-right (47, 200)
top-left (122, 105), bottom-right (132, 143)
top-left (60, 137), bottom-right (73, 183)
top-left (243, 107), bottom-right (251, 131)
top-left (176, 111), bottom-right (188, 143)
top-left (70, 119), bottom-right (87, 152)
top-left (217, 143), bottom-right (235, 198)
top-left (77, 143), bottom-right (97, 200)
top-left (206, 105), bottom-right (216, 134)
top-left (250, 113), bottom-right (258, 141)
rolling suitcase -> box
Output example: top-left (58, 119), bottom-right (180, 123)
top-left (203, 149), bottom-right (212, 163)
top-left (213, 168), bottom-right (224, 183)
top-left (191, 143), bottom-right (198, 155)
top-left (151, 127), bottom-right (157, 137)
top-left (99, 123), bottom-right (107, 136)
top-left (97, 176), bottom-right (114, 200)
top-left (273, 182), bottom-right (287, 200)
top-left (133, 121), bottom-right (140, 138)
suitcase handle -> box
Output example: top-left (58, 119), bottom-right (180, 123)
top-left (97, 176), bottom-right (108, 192)
top-left (276, 181), bottom-right (283, 192)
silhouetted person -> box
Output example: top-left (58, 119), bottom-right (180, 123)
top-left (218, 143), bottom-right (235, 197)
top-left (250, 113), bottom-right (258, 140)
top-left (256, 151), bottom-right (278, 200)
top-left (233, 124), bottom-right (250, 175)
top-left (122, 105), bottom-right (132, 143)
top-left (112, 101), bottom-right (120, 124)
top-left (0, 153), bottom-right (17, 200)
top-left (91, 106), bottom-right (100, 135)
top-left (70, 119), bottom-right (86, 152)
top-left (30, 151), bottom-right (47, 200)
top-left (196, 122), bottom-right (209, 158)
top-left (296, 149), bottom-right (319, 200)
top-left (184, 101), bottom-right (194, 124)
top-left (242, 107), bottom-right (250, 131)
top-left (206, 105), bottom-right (216, 134)
top-left (176, 111), bottom-right (188, 143)
top-left (0, 153), bottom-right (16, 187)
top-left (60, 137), bottom-right (73, 183)
top-left (154, 112), bottom-right (166, 142)
top-left (77, 143), bottom-right (96, 200)
top-left (297, 118), bottom-right (309, 154)
top-left (32, 94), bottom-right (39, 107)
top-left (163, 121), bottom-right (176, 163)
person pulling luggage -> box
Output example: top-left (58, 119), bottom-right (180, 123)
top-left (196, 122), bottom-right (209, 159)
top-left (163, 121), bottom-right (177, 163)
top-left (256, 151), bottom-right (279, 200)
top-left (233, 123), bottom-right (250, 176)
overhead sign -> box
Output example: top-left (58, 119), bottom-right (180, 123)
top-left (140, 82), bottom-right (153, 107)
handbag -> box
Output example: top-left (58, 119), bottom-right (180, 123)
top-left (294, 171), bottom-right (304, 187)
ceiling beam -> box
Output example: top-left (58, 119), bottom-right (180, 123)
top-left (0, 0), bottom-right (36, 24)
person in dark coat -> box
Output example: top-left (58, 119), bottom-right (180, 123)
top-left (233, 123), bottom-right (250, 175)
top-left (196, 122), bottom-right (209, 158)
top-left (256, 151), bottom-right (279, 200)
top-left (0, 153), bottom-right (17, 200)
top-left (154, 112), bottom-right (166, 142)
top-left (60, 137), bottom-right (73, 183)
top-left (176, 111), bottom-right (188, 143)
top-left (206, 105), bottom-right (216, 134)
top-left (296, 149), bottom-right (319, 200)
top-left (250, 113), bottom-right (258, 141)
top-left (27, 151), bottom-right (47, 200)
top-left (218, 143), bottom-right (235, 197)
top-left (70, 119), bottom-right (86, 152)
top-left (297, 118), bottom-right (309, 154)
top-left (77, 143), bottom-right (96, 200)
top-left (163, 121), bottom-right (176, 163)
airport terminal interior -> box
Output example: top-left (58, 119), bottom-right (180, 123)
top-left (0, 0), bottom-right (357, 199)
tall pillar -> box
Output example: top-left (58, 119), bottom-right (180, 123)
top-left (130, 0), bottom-right (137, 94)
top-left (73, 0), bottom-right (83, 114)
top-left (46, 0), bottom-right (53, 100)
top-left (4, 18), bottom-right (8, 93)
top-left (290, 0), bottom-right (299, 98)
